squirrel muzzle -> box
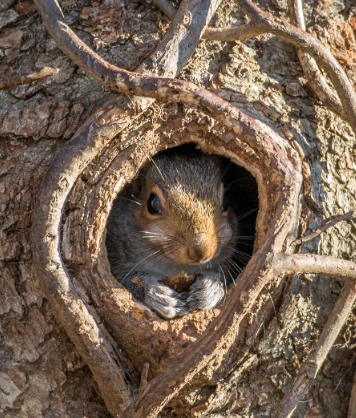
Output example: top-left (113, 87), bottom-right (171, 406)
top-left (186, 233), bottom-right (217, 264)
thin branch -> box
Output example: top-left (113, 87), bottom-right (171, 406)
top-left (288, 0), bottom-right (346, 120)
top-left (0, 67), bottom-right (59, 90)
top-left (292, 210), bottom-right (355, 245)
top-left (277, 280), bottom-right (356, 418)
top-left (274, 254), bottom-right (356, 281)
top-left (234, 0), bottom-right (356, 135)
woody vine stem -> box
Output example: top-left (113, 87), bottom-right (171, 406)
top-left (30, 0), bottom-right (356, 417)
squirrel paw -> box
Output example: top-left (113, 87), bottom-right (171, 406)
top-left (186, 274), bottom-right (225, 311)
top-left (145, 284), bottom-right (188, 319)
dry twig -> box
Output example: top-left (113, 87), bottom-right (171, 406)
top-left (0, 67), bottom-right (59, 90)
top-left (292, 211), bottom-right (355, 246)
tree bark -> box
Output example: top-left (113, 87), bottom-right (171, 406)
top-left (1, 0), bottom-right (356, 417)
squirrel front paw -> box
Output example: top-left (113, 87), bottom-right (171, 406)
top-left (145, 284), bottom-right (188, 319)
top-left (186, 273), bottom-right (225, 311)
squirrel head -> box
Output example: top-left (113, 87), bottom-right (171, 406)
top-left (132, 151), bottom-right (237, 268)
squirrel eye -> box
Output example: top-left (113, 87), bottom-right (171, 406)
top-left (147, 193), bottom-right (162, 215)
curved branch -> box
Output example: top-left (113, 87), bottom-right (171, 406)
top-left (0, 67), bottom-right (59, 90)
top-left (32, 0), bottom-right (222, 414)
top-left (234, 0), bottom-right (356, 134)
top-left (275, 254), bottom-right (356, 280)
top-left (291, 210), bottom-right (355, 245)
top-left (277, 280), bottom-right (356, 418)
top-left (288, 0), bottom-right (346, 120)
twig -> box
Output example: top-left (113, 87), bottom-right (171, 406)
top-left (288, 0), bottom-right (346, 120)
top-left (274, 253), bottom-right (356, 281)
top-left (0, 67), bottom-right (59, 90)
top-left (34, 0), bottom-right (355, 145)
top-left (277, 281), bottom-right (356, 418)
top-left (292, 210), bottom-right (355, 245)
top-left (151, 0), bottom-right (263, 41)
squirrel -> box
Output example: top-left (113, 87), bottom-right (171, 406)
top-left (106, 146), bottom-right (247, 319)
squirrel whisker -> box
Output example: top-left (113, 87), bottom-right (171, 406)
top-left (139, 230), bottom-right (175, 239)
top-left (225, 257), bottom-right (243, 276)
top-left (224, 177), bottom-right (250, 193)
top-left (127, 242), bottom-right (173, 259)
top-left (117, 197), bottom-right (142, 206)
top-left (141, 236), bottom-right (173, 242)
top-left (122, 250), bottom-right (162, 280)
top-left (235, 207), bottom-right (258, 221)
top-left (225, 266), bottom-right (236, 284)
top-left (231, 248), bottom-right (252, 263)
top-left (219, 264), bottom-right (227, 304)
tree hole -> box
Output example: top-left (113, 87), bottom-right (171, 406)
top-left (106, 143), bottom-right (258, 318)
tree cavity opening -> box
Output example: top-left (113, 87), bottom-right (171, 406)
top-left (105, 143), bottom-right (258, 319)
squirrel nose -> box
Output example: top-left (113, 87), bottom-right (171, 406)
top-left (187, 235), bottom-right (216, 263)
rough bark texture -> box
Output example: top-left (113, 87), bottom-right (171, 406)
top-left (1, 0), bottom-right (356, 417)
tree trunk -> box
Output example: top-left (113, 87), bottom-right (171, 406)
top-left (1, 0), bottom-right (356, 417)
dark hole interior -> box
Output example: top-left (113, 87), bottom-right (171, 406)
top-left (106, 143), bottom-right (258, 317)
